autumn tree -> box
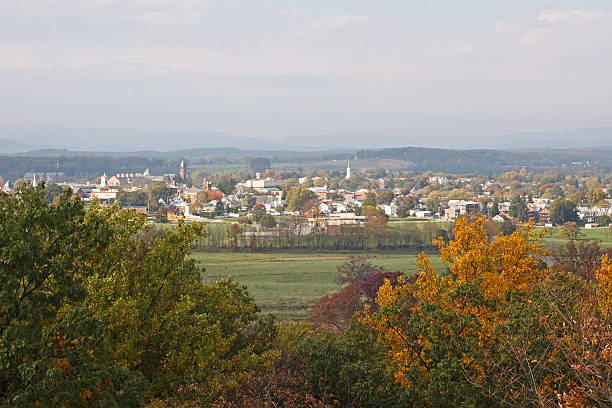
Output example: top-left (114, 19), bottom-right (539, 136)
top-left (365, 215), bottom-right (388, 238)
top-left (552, 239), bottom-right (612, 281)
top-left (586, 187), bottom-right (607, 205)
top-left (286, 185), bottom-right (317, 213)
top-left (155, 204), bottom-right (168, 223)
top-left (425, 191), bottom-right (442, 214)
top-left (448, 188), bottom-right (471, 200)
top-left (307, 285), bottom-right (362, 331)
top-left (336, 258), bottom-right (385, 285)
top-left (229, 222), bottom-right (243, 250)
top-left (559, 221), bottom-right (582, 240)
top-left (362, 216), bottom-right (549, 405)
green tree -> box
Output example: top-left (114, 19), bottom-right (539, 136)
top-left (401, 195), bottom-right (419, 209)
top-left (598, 215), bottom-right (612, 227)
top-left (396, 203), bottom-right (411, 218)
top-left (508, 195), bottom-right (527, 222)
top-left (0, 184), bottom-right (279, 406)
top-left (0, 184), bottom-right (145, 407)
top-left (44, 182), bottom-right (64, 204)
top-left (543, 185), bottom-right (565, 199)
top-left (550, 198), bottom-right (578, 225)
top-left (215, 199), bottom-right (225, 216)
top-left (260, 213), bottom-right (277, 229)
top-left (362, 192), bottom-right (377, 207)
top-left (117, 189), bottom-right (148, 207)
top-left (217, 177), bottom-right (237, 195)
top-left (148, 182), bottom-right (175, 210)
top-left (488, 200), bottom-right (500, 217)
top-left (376, 191), bottom-right (394, 205)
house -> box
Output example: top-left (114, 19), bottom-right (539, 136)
top-left (380, 203), bottom-right (398, 216)
top-left (253, 195), bottom-right (283, 212)
top-left (181, 187), bottom-right (202, 204)
top-left (319, 201), bottom-right (348, 214)
top-left (492, 214), bottom-right (505, 222)
top-left (238, 177), bottom-right (281, 192)
top-left (429, 176), bottom-right (448, 185)
top-left (444, 200), bottom-right (481, 219)
top-left (537, 208), bottom-right (550, 224)
top-left (167, 195), bottom-right (190, 215)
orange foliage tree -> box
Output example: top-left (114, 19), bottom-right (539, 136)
top-left (361, 216), bottom-right (550, 405)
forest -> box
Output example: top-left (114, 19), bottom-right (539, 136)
top-left (1, 185), bottom-right (610, 407)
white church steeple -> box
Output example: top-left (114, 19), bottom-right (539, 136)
top-left (345, 161), bottom-right (351, 179)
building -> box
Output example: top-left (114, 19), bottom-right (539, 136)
top-left (236, 177), bottom-right (281, 193)
top-left (179, 160), bottom-right (187, 181)
top-left (444, 200), bottom-right (481, 219)
top-left (345, 161), bottom-right (351, 179)
top-left (90, 188), bottom-right (118, 202)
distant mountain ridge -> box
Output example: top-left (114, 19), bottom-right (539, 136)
top-left (0, 138), bottom-right (38, 154)
top-left (2, 125), bottom-right (612, 153)
top-left (0, 126), bottom-right (306, 153)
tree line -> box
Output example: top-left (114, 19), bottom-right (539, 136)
top-left (194, 219), bottom-right (447, 252)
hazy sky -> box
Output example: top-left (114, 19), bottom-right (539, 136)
top-left (1, 1), bottom-right (611, 148)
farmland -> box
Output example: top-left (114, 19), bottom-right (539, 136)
top-left (193, 251), bottom-right (444, 320)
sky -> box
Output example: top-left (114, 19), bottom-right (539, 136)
top-left (1, 0), bottom-right (611, 149)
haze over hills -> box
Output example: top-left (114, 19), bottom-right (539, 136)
top-left (1, 126), bottom-right (612, 155)
top-left (0, 138), bottom-right (38, 154)
top-left (0, 127), bottom-right (305, 153)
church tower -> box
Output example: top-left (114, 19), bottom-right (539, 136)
top-left (345, 161), bottom-right (351, 180)
top-left (179, 160), bottom-right (187, 181)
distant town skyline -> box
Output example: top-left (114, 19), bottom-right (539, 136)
top-left (1, 1), bottom-right (611, 149)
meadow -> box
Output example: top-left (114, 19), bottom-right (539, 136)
top-left (193, 251), bottom-right (444, 320)
top-left (536, 225), bottom-right (612, 249)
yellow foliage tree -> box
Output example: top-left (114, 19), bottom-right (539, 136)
top-left (596, 255), bottom-right (612, 318)
top-left (362, 216), bottom-right (549, 388)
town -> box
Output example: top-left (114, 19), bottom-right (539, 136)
top-left (3, 158), bottom-right (611, 233)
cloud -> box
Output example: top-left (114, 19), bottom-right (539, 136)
top-left (538, 9), bottom-right (612, 24)
top-left (519, 28), bottom-right (554, 46)
top-left (309, 14), bottom-right (368, 29)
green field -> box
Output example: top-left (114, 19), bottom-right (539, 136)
top-left (536, 226), bottom-right (612, 249)
top-left (192, 251), bottom-right (444, 320)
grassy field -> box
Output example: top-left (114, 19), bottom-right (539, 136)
top-left (536, 226), bottom-right (612, 249)
top-left (192, 251), bottom-right (444, 320)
